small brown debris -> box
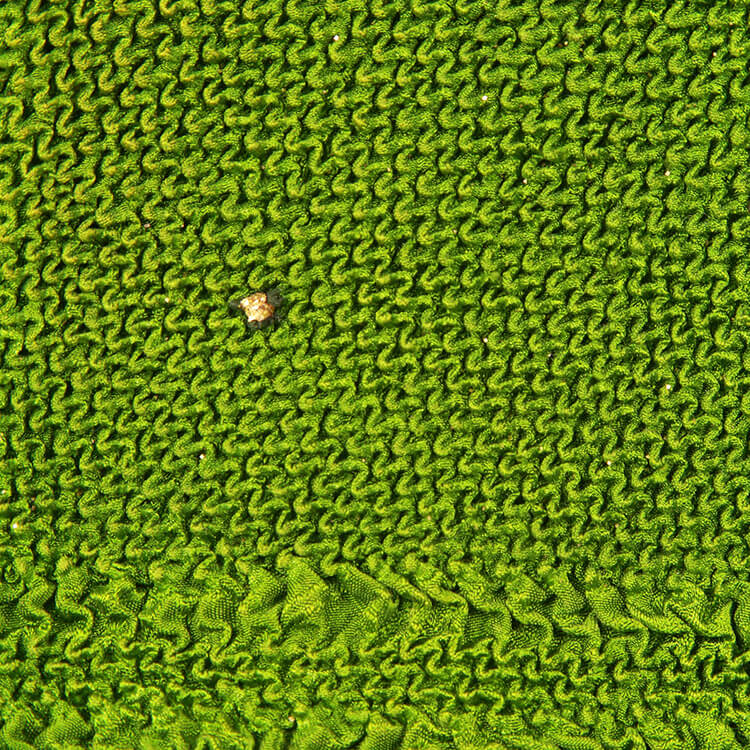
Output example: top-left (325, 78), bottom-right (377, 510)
top-left (230, 289), bottom-right (283, 330)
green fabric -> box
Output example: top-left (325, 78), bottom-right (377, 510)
top-left (1, 1), bottom-right (749, 748)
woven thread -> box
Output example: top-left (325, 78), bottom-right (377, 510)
top-left (2, 1), bottom-right (750, 748)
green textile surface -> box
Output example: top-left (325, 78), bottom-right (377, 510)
top-left (2, 1), bottom-right (750, 748)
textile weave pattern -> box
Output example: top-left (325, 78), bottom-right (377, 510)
top-left (2, 1), bottom-right (750, 748)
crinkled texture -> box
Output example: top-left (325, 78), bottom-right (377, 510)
top-left (1, 1), bottom-right (750, 748)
